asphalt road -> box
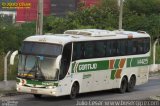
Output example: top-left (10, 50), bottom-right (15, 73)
top-left (0, 76), bottom-right (160, 106)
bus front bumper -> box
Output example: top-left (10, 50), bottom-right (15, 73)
top-left (16, 84), bottom-right (59, 96)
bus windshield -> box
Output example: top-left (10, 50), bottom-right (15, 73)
top-left (18, 42), bottom-right (63, 81)
top-left (18, 55), bottom-right (59, 81)
top-left (21, 42), bottom-right (62, 57)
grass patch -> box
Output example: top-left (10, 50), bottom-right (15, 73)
top-left (148, 45), bottom-right (160, 64)
top-left (0, 54), bottom-right (4, 81)
top-left (156, 45), bottom-right (160, 64)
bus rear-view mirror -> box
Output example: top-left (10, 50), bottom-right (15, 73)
top-left (56, 55), bottom-right (62, 69)
top-left (10, 50), bottom-right (18, 65)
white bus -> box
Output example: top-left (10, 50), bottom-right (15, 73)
top-left (16, 29), bottom-right (150, 99)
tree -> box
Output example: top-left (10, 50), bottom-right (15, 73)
top-left (124, 0), bottom-right (160, 15)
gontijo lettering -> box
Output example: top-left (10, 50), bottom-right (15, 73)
top-left (79, 63), bottom-right (97, 71)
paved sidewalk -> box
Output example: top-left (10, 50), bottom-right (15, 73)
top-left (0, 80), bottom-right (16, 91)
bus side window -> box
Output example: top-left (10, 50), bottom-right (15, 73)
top-left (95, 41), bottom-right (106, 58)
top-left (110, 40), bottom-right (117, 56)
top-left (118, 40), bottom-right (126, 56)
top-left (127, 40), bottom-right (133, 55)
top-left (84, 42), bottom-right (94, 59)
top-left (73, 42), bottom-right (83, 61)
top-left (144, 38), bottom-right (150, 53)
top-left (132, 40), bottom-right (138, 54)
top-left (137, 39), bottom-right (144, 54)
top-left (105, 41), bottom-right (111, 57)
top-left (60, 43), bottom-right (72, 80)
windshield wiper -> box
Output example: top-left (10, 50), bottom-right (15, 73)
top-left (22, 56), bottom-right (37, 79)
top-left (25, 57), bottom-right (45, 81)
top-left (35, 59), bottom-right (45, 81)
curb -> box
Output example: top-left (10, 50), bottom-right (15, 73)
top-left (0, 92), bottom-right (25, 97)
top-left (0, 81), bottom-right (16, 91)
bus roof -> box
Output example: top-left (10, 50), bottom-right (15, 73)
top-left (24, 29), bottom-right (150, 45)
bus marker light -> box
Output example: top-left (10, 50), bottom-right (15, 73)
top-left (46, 86), bottom-right (53, 89)
top-left (128, 34), bottom-right (133, 39)
top-left (51, 91), bottom-right (56, 94)
top-left (17, 87), bottom-right (21, 91)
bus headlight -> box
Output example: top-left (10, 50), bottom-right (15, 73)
top-left (50, 91), bottom-right (56, 94)
top-left (46, 86), bottom-right (53, 89)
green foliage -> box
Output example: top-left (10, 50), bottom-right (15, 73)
top-left (0, 54), bottom-right (4, 81)
top-left (0, 22), bottom-right (36, 80)
top-left (43, 16), bottom-right (79, 34)
top-left (43, 0), bottom-right (119, 34)
top-left (123, 0), bottom-right (160, 39)
top-left (123, 14), bottom-right (160, 38)
top-left (0, 27), bottom-right (19, 52)
top-left (124, 0), bottom-right (160, 15)
top-left (0, 22), bottom-right (36, 53)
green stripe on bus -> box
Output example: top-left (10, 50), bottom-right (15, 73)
top-left (72, 62), bottom-right (76, 73)
top-left (130, 57), bottom-right (149, 67)
top-left (127, 58), bottom-right (132, 67)
top-left (127, 57), bottom-right (149, 67)
top-left (114, 59), bottom-right (120, 69)
top-left (77, 60), bottom-right (109, 72)
top-left (27, 80), bottom-right (42, 85)
top-left (16, 78), bottom-right (20, 83)
top-left (71, 57), bottom-right (149, 73)
top-left (111, 70), bottom-right (117, 80)
top-left (25, 80), bottom-right (59, 86)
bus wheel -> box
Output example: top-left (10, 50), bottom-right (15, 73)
top-left (70, 82), bottom-right (79, 99)
top-left (33, 94), bottom-right (42, 99)
top-left (127, 76), bottom-right (136, 92)
top-left (118, 77), bottom-right (128, 93)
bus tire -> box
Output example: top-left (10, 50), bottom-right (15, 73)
top-left (69, 82), bottom-right (79, 99)
top-left (118, 77), bottom-right (128, 93)
top-left (33, 94), bottom-right (42, 99)
top-left (127, 75), bottom-right (136, 92)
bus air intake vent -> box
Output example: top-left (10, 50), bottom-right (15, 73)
top-left (64, 29), bottom-right (116, 37)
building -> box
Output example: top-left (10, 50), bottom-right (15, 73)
top-left (50, 0), bottom-right (79, 16)
top-left (80, 0), bottom-right (100, 7)
top-left (50, 0), bottom-right (100, 16)
top-left (16, 0), bottom-right (51, 22)
top-left (0, 0), bottom-right (16, 23)
top-left (1, 0), bottom-right (100, 23)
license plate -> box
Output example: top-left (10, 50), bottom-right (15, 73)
top-left (31, 89), bottom-right (38, 93)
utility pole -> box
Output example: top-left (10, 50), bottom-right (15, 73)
top-left (118, 0), bottom-right (123, 30)
top-left (36, 0), bottom-right (43, 35)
